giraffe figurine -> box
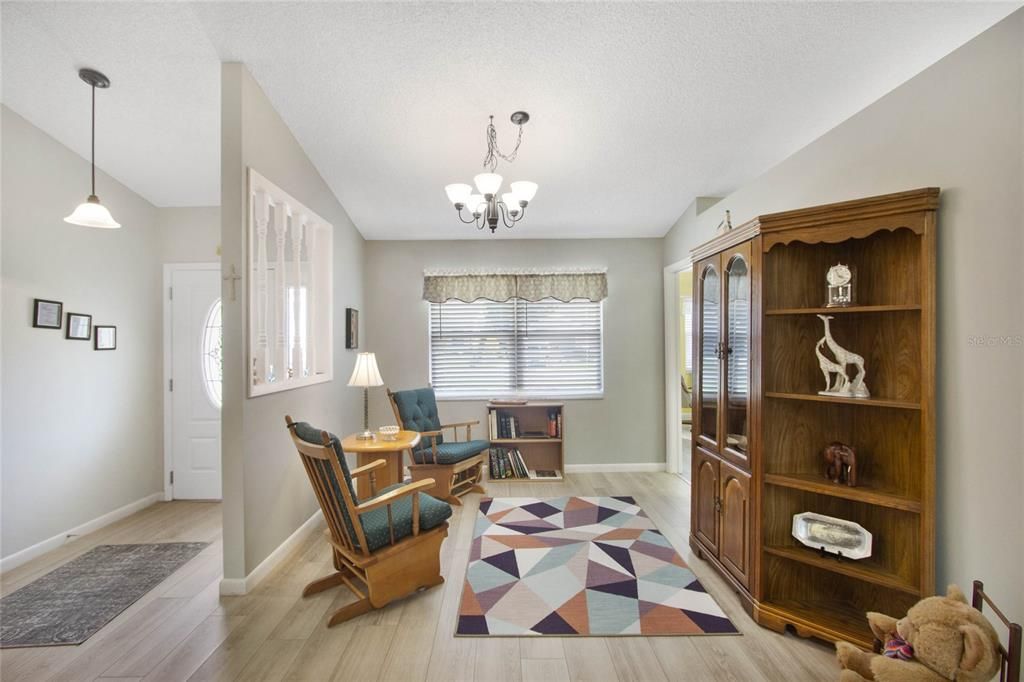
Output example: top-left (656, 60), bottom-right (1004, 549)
top-left (816, 315), bottom-right (870, 398)
top-left (815, 337), bottom-right (849, 394)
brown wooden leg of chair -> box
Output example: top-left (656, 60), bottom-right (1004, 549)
top-left (302, 571), bottom-right (349, 597)
top-left (327, 598), bottom-right (373, 627)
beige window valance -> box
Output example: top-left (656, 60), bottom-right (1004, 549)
top-left (423, 271), bottom-right (608, 303)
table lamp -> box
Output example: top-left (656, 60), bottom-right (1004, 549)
top-left (348, 352), bottom-right (383, 440)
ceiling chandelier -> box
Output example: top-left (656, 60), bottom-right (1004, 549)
top-left (65, 68), bottom-right (121, 229)
top-left (444, 112), bottom-right (538, 233)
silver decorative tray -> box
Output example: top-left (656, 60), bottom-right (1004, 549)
top-left (791, 511), bottom-right (872, 560)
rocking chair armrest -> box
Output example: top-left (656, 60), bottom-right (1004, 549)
top-left (441, 420), bottom-right (479, 441)
top-left (355, 478), bottom-right (436, 514)
top-left (417, 430), bottom-right (444, 439)
top-left (440, 420), bottom-right (480, 429)
top-left (350, 459), bottom-right (388, 478)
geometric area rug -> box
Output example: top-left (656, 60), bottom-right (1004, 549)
top-left (456, 497), bottom-right (738, 636)
top-left (0, 543), bottom-right (208, 648)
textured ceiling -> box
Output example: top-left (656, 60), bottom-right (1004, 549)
top-left (2, 2), bottom-right (1019, 238)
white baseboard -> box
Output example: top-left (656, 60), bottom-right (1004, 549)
top-left (564, 462), bottom-right (667, 473)
top-left (219, 510), bottom-right (324, 596)
top-left (0, 492), bottom-right (165, 573)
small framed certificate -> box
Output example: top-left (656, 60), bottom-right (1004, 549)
top-left (33, 299), bottom-right (63, 329)
top-left (94, 325), bottom-right (117, 350)
top-left (66, 312), bottom-right (93, 341)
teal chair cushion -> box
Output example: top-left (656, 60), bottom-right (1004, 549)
top-left (359, 483), bottom-right (453, 552)
top-left (412, 439), bottom-right (490, 465)
top-left (391, 388), bottom-right (445, 455)
top-left (291, 421), bottom-right (360, 543)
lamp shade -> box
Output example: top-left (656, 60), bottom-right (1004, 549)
top-left (444, 183), bottom-right (472, 206)
top-left (510, 181), bottom-right (538, 203)
top-left (347, 352), bottom-right (383, 387)
top-left (64, 195), bottom-right (121, 229)
top-left (501, 193), bottom-right (520, 214)
top-left (467, 195), bottom-right (486, 215)
top-left (473, 173), bottom-right (503, 196)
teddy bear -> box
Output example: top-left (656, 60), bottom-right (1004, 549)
top-left (835, 585), bottom-right (1001, 682)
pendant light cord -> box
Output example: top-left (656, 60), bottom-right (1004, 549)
top-left (91, 83), bottom-right (96, 196)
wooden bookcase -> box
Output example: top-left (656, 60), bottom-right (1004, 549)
top-left (487, 402), bottom-right (564, 481)
top-left (689, 188), bottom-right (938, 649)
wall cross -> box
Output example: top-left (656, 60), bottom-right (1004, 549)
top-left (223, 264), bottom-right (242, 302)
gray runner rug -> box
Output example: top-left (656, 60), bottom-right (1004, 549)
top-left (0, 542), bottom-right (208, 648)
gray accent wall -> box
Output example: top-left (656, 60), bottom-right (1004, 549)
top-left (662, 10), bottom-right (1024, 621)
top-left (220, 64), bottom-right (365, 579)
top-left (364, 238), bottom-right (664, 467)
top-left (1, 106), bottom-right (163, 558)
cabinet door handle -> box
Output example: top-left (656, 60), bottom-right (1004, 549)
top-left (714, 496), bottom-right (723, 514)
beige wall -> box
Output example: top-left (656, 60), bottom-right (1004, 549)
top-left (1, 106), bottom-right (163, 559)
top-left (364, 238), bottom-right (664, 466)
top-left (159, 206), bottom-right (221, 264)
top-left (220, 64), bottom-right (365, 579)
top-left (663, 11), bottom-right (1024, 620)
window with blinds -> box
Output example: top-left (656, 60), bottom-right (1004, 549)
top-left (428, 298), bottom-right (603, 399)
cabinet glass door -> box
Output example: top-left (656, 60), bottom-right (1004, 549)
top-left (698, 263), bottom-right (720, 445)
top-left (724, 253), bottom-right (750, 459)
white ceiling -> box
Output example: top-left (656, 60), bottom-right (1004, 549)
top-left (2, 2), bottom-right (1019, 239)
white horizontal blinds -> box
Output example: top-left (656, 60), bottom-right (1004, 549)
top-left (429, 300), bottom-right (517, 395)
top-left (516, 299), bottom-right (602, 394)
top-left (429, 298), bottom-right (603, 397)
top-left (700, 270), bottom-right (720, 398)
top-left (727, 258), bottom-right (750, 400)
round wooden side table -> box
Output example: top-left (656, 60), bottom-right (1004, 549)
top-left (341, 430), bottom-right (421, 498)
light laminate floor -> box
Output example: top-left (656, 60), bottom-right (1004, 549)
top-left (0, 473), bottom-right (838, 681)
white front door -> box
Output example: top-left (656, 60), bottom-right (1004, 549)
top-left (168, 264), bottom-right (222, 500)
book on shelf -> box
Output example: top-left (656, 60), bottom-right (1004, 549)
top-left (530, 469), bottom-right (561, 480)
top-left (493, 413), bottom-right (520, 439)
top-left (488, 446), bottom-right (535, 480)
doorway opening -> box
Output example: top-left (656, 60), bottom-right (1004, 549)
top-left (163, 263), bottom-right (223, 500)
top-left (663, 258), bottom-right (693, 481)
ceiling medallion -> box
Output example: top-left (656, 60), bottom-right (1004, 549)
top-left (444, 112), bottom-right (538, 233)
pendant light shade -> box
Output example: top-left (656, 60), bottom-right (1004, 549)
top-left (65, 195), bottom-right (121, 229)
top-left (65, 68), bottom-right (120, 229)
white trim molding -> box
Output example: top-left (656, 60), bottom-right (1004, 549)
top-left (663, 257), bottom-right (693, 477)
top-left (563, 462), bottom-right (667, 473)
top-left (219, 509), bottom-right (324, 595)
top-left (0, 492), bottom-right (164, 572)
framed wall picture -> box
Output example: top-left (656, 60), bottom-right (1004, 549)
top-left (346, 308), bottom-right (359, 349)
top-left (66, 312), bottom-right (92, 340)
top-left (33, 299), bottom-right (63, 329)
top-left (94, 325), bottom-right (117, 350)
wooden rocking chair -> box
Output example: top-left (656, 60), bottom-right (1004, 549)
top-left (387, 387), bottom-right (488, 505)
top-left (285, 415), bottom-right (452, 626)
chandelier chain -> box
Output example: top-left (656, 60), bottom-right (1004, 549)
top-left (482, 115), bottom-right (525, 172)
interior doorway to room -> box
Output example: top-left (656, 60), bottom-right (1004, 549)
top-left (163, 263), bottom-right (223, 500)
top-left (676, 268), bottom-right (694, 482)
top-left (664, 260), bottom-right (694, 482)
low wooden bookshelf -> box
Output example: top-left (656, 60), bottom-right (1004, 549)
top-left (487, 402), bottom-right (564, 481)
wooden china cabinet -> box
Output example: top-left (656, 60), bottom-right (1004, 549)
top-left (689, 188), bottom-right (938, 649)
top-left (691, 229), bottom-right (758, 595)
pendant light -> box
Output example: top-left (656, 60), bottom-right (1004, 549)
top-left (64, 68), bottom-right (121, 229)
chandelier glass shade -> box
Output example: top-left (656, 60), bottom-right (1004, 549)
top-left (445, 113), bottom-right (537, 233)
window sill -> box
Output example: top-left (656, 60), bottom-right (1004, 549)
top-left (435, 393), bottom-right (605, 402)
